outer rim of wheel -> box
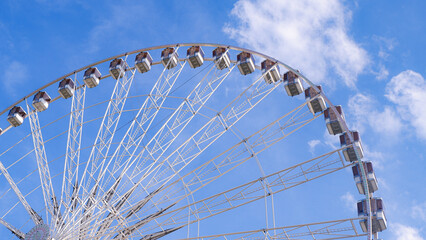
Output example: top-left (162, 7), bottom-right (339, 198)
top-left (0, 43), bottom-right (323, 117)
top-left (0, 43), bottom-right (374, 239)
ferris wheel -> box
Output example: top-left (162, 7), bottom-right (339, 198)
top-left (0, 43), bottom-right (387, 240)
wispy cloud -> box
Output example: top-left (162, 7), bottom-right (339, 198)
top-left (1, 61), bottom-right (28, 97)
top-left (375, 64), bottom-right (389, 80)
top-left (340, 191), bottom-right (356, 213)
top-left (84, 2), bottom-right (151, 55)
top-left (347, 93), bottom-right (403, 137)
top-left (363, 147), bottom-right (386, 170)
top-left (386, 70), bottom-right (426, 140)
top-left (412, 202), bottom-right (426, 222)
top-left (33, 0), bottom-right (88, 10)
top-left (224, 0), bottom-right (369, 88)
top-left (323, 129), bottom-right (340, 149)
top-left (307, 139), bottom-right (320, 154)
top-left (392, 223), bottom-right (424, 240)
top-left (0, 22), bottom-right (14, 50)
top-left (373, 35), bottom-right (396, 61)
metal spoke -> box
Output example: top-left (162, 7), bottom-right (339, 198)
top-left (75, 64), bottom-right (137, 233)
top-left (76, 66), bottom-right (289, 238)
top-left (92, 62), bottom-right (231, 238)
top-left (108, 101), bottom-right (315, 229)
top-left (0, 160), bottom-right (43, 225)
top-left (27, 104), bottom-right (58, 225)
top-left (64, 51), bottom-right (187, 236)
top-left (58, 78), bottom-right (86, 232)
top-left (81, 66), bottom-right (278, 238)
top-left (80, 67), bottom-right (135, 195)
top-left (79, 146), bottom-right (349, 238)
top-left (0, 217), bottom-right (25, 240)
top-left (180, 218), bottom-right (366, 240)
top-left (121, 147), bottom-right (351, 235)
top-left (129, 65), bottom-right (281, 203)
top-left (95, 53), bottom-right (189, 199)
top-left (0, 44), bottom-right (381, 240)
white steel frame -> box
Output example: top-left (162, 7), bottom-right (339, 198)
top-left (0, 43), bottom-right (376, 240)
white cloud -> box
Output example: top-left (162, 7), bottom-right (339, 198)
top-left (386, 70), bottom-right (426, 139)
top-left (2, 61), bottom-right (28, 97)
top-left (0, 22), bottom-right (14, 50)
top-left (373, 35), bottom-right (396, 60)
top-left (86, 2), bottom-right (147, 54)
top-left (340, 192), bottom-right (356, 212)
top-left (375, 64), bottom-right (389, 80)
top-left (412, 202), bottom-right (426, 222)
top-left (363, 147), bottom-right (385, 170)
top-left (392, 223), bottom-right (424, 240)
top-left (224, 0), bottom-right (369, 87)
top-left (308, 139), bottom-right (320, 154)
top-left (323, 129), bottom-right (339, 149)
top-left (347, 93), bottom-right (403, 137)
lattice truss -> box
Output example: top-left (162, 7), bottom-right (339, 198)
top-left (0, 45), bottom-right (365, 240)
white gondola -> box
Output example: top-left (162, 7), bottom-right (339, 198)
top-left (32, 91), bottom-right (51, 112)
top-left (109, 58), bottom-right (126, 80)
top-left (261, 59), bottom-right (280, 84)
top-left (237, 52), bottom-right (255, 75)
top-left (324, 106), bottom-right (345, 135)
top-left (283, 71), bottom-right (304, 96)
top-left (161, 47), bottom-right (178, 69)
top-left (358, 198), bottom-right (387, 233)
top-left (7, 106), bottom-right (26, 127)
top-left (352, 161), bottom-right (378, 194)
top-left (340, 131), bottom-right (364, 162)
top-left (58, 78), bottom-right (75, 99)
top-left (187, 46), bottom-right (204, 68)
top-left (83, 67), bottom-right (101, 88)
top-left (135, 51), bottom-right (153, 73)
top-left (213, 47), bottom-right (231, 70)
top-left (305, 86), bottom-right (326, 114)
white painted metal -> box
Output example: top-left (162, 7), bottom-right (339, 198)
top-left (0, 160), bottom-right (43, 225)
top-left (0, 217), bottom-right (25, 239)
top-left (27, 104), bottom-right (59, 226)
top-left (180, 218), bottom-right (366, 240)
top-left (58, 77), bottom-right (86, 233)
top-left (116, 148), bottom-right (351, 235)
top-left (0, 43), bottom-right (378, 240)
top-left (85, 63), bottom-right (236, 238)
top-left (76, 60), bottom-right (136, 233)
top-left (98, 103), bottom-right (317, 237)
top-left (128, 64), bottom-right (281, 196)
top-left (77, 53), bottom-right (188, 237)
top-left (108, 102), bottom-right (315, 226)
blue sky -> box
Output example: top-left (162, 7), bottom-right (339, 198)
top-left (0, 0), bottom-right (425, 239)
